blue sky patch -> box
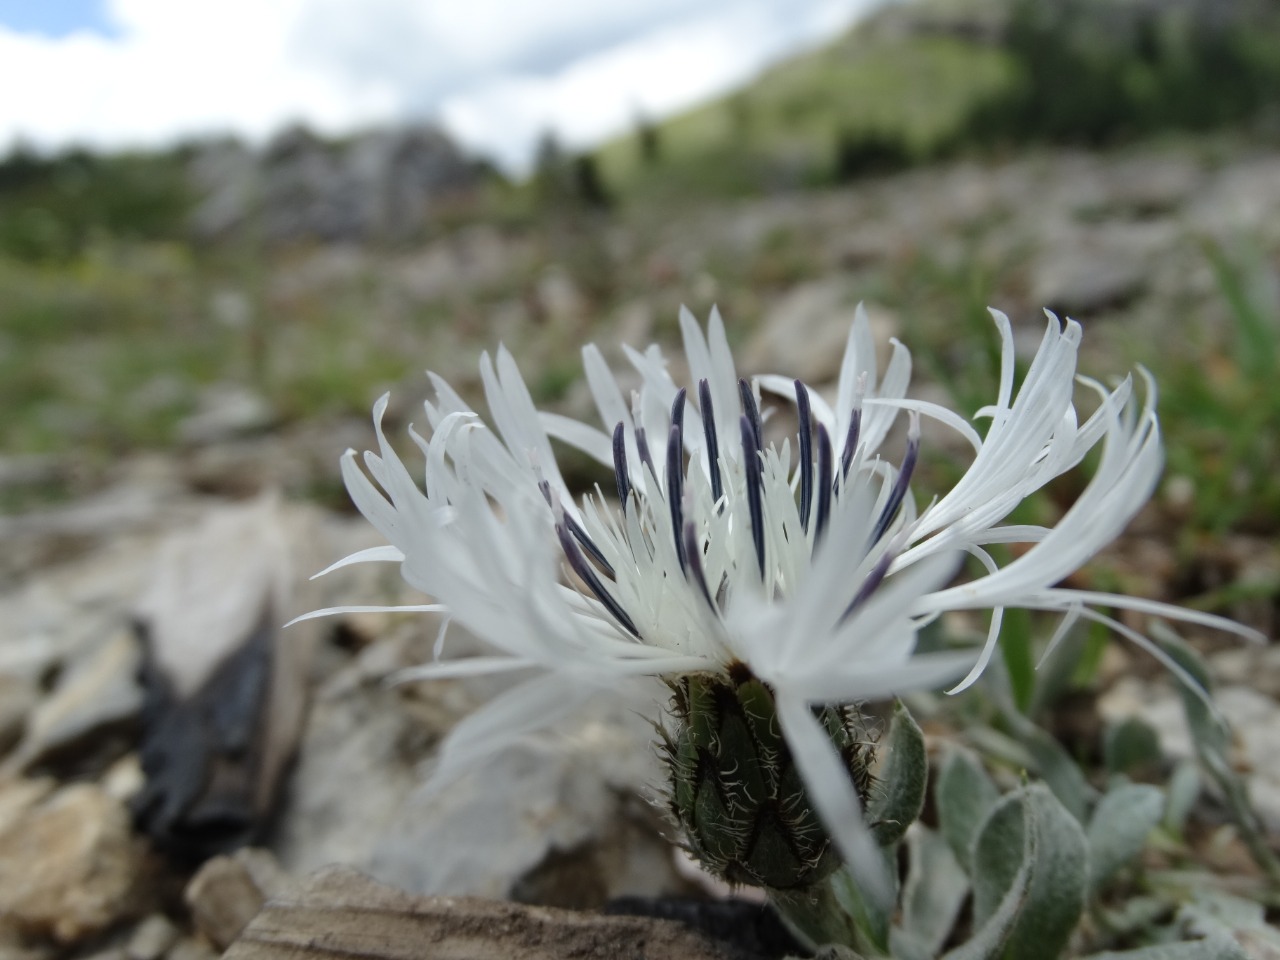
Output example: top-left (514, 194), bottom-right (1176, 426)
top-left (0, 0), bottom-right (120, 39)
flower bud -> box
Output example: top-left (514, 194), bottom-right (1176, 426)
top-left (663, 665), bottom-right (876, 891)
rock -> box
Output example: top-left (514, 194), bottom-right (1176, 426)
top-left (367, 729), bottom-right (686, 907)
top-left (273, 634), bottom-right (688, 908)
top-left (1210, 645), bottom-right (1280, 700)
top-left (1031, 238), bottom-right (1146, 315)
top-left (10, 626), bottom-right (143, 774)
top-left (0, 454), bottom-right (67, 493)
top-left (1098, 677), bottom-right (1280, 831)
top-left (393, 226), bottom-right (530, 304)
top-left (186, 139), bottom-right (257, 241)
top-left (73, 949), bottom-right (126, 960)
top-left (131, 495), bottom-right (314, 859)
top-left (268, 637), bottom-right (443, 881)
top-left (0, 777), bottom-right (56, 835)
top-left (1187, 155), bottom-right (1280, 237)
top-left (177, 383), bottom-right (275, 446)
top-left (1029, 219), bottom-right (1178, 316)
top-left (101, 753), bottom-right (147, 804)
top-left (223, 865), bottom-right (745, 960)
top-left (535, 266), bottom-right (586, 325)
top-left (0, 929), bottom-right (55, 960)
top-left (166, 939), bottom-right (219, 960)
top-left (830, 223), bottom-right (909, 268)
top-left (0, 676), bottom-right (36, 759)
top-left (185, 849), bottom-right (293, 951)
top-left (0, 458), bottom-right (186, 587)
top-left (0, 783), bottom-right (148, 944)
top-left (179, 418), bottom-right (372, 500)
top-left (1100, 154), bottom-right (1200, 217)
top-left (188, 124), bottom-right (478, 246)
top-left (125, 914), bottom-right (180, 960)
top-left (745, 280), bottom-right (895, 384)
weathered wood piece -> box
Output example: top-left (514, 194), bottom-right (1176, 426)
top-left (130, 494), bottom-right (310, 860)
top-left (225, 866), bottom-right (755, 960)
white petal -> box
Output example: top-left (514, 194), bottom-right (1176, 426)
top-left (284, 603), bottom-right (446, 627)
top-left (426, 672), bottom-right (604, 788)
top-left (309, 544), bottom-right (406, 578)
top-left (775, 691), bottom-right (893, 909)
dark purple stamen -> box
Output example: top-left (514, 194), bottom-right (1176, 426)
top-left (839, 546), bottom-right (895, 624)
top-left (738, 378), bottom-right (762, 451)
top-left (741, 415), bottom-right (765, 578)
top-left (814, 423), bottom-right (833, 545)
top-left (612, 421), bottom-right (630, 513)
top-left (671, 386), bottom-right (687, 433)
top-left (698, 379), bottom-right (723, 505)
top-left (635, 426), bottom-right (655, 478)
top-left (668, 389), bottom-right (688, 573)
top-left (556, 520), bottom-right (639, 637)
top-left (840, 407), bottom-right (862, 480)
top-left (567, 514), bottom-right (614, 579)
top-left (796, 380), bottom-right (813, 532)
top-left (540, 478), bottom-right (615, 578)
top-left (870, 427), bottom-right (919, 546)
top-left (683, 518), bottom-right (716, 613)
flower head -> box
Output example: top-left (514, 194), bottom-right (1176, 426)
top-left (298, 305), bottom-right (1257, 900)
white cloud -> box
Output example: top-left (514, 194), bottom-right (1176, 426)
top-left (0, 0), bottom-right (876, 170)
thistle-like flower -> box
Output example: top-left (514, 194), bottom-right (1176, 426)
top-left (298, 305), bottom-right (1255, 902)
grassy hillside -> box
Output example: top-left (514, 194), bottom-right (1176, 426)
top-left (587, 0), bottom-right (1280, 204)
top-left (593, 32), bottom-right (1014, 201)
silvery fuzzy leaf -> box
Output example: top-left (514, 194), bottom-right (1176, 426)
top-left (868, 701), bottom-right (928, 847)
top-left (893, 825), bottom-right (969, 959)
top-left (808, 947), bottom-right (872, 960)
top-left (1095, 895), bottom-right (1176, 941)
top-left (1087, 784), bottom-right (1164, 893)
top-left (1102, 717), bottom-right (1163, 779)
top-left (888, 931), bottom-right (935, 960)
top-left (1156, 627), bottom-right (1280, 879)
top-left (969, 783), bottom-right (1087, 960)
top-left (939, 791), bottom-right (1033, 960)
top-left (936, 746), bottom-right (1000, 872)
top-left (1018, 722), bottom-right (1094, 823)
top-left (1178, 888), bottom-right (1280, 955)
top-left (828, 847), bottom-right (898, 957)
top-left (1162, 760), bottom-right (1200, 836)
top-left (1081, 935), bottom-right (1247, 960)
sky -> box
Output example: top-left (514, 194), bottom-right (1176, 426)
top-left (0, 0), bottom-right (880, 172)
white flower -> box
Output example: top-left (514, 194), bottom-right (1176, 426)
top-left (297, 305), bottom-right (1259, 900)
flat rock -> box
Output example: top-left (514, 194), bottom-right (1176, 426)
top-left (166, 940), bottom-right (219, 960)
top-left (0, 777), bottom-right (56, 835)
top-left (367, 727), bottom-right (684, 907)
top-left (0, 783), bottom-right (148, 944)
top-left (224, 865), bottom-right (746, 960)
top-left (0, 675), bottom-right (36, 759)
top-left (131, 494), bottom-right (317, 858)
top-left (124, 914), bottom-right (180, 960)
top-left (177, 384), bottom-right (275, 447)
top-left (0, 458), bottom-right (187, 587)
top-left (10, 626), bottom-right (143, 774)
top-left (745, 280), bottom-right (895, 384)
top-left (185, 848), bottom-right (294, 950)
top-left (273, 643), bottom-right (688, 908)
top-left (1030, 227), bottom-right (1150, 316)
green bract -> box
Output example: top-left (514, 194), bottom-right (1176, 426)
top-left (664, 667), bottom-right (875, 891)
